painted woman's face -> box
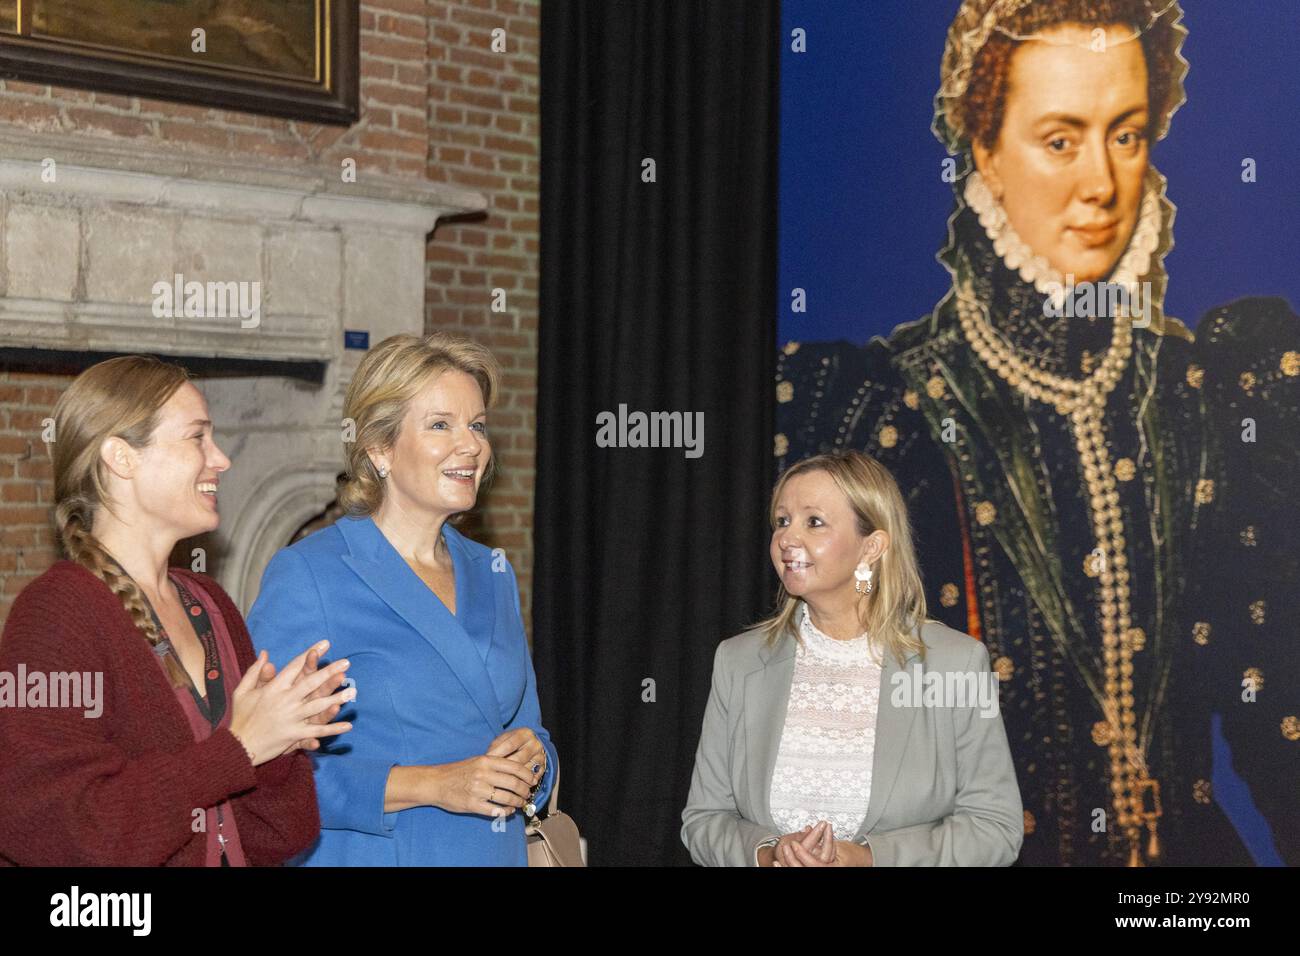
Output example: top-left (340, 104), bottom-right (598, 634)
top-left (972, 23), bottom-right (1151, 284)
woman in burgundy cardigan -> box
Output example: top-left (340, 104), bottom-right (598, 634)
top-left (0, 355), bottom-right (354, 866)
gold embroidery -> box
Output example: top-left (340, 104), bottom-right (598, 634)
top-left (903, 389), bottom-right (920, 409)
top-left (993, 656), bottom-right (1014, 681)
top-left (1192, 780), bottom-right (1212, 805)
top-left (774, 433), bottom-right (788, 458)
top-left (1185, 364), bottom-right (1204, 389)
top-left (926, 376), bottom-right (946, 399)
top-left (940, 582), bottom-right (959, 607)
top-left (776, 381), bottom-right (793, 403)
top-left (974, 501), bottom-right (996, 526)
top-left (1244, 667), bottom-right (1263, 692)
top-left (1239, 371), bottom-right (1256, 394)
top-left (1080, 350), bottom-right (1095, 375)
top-left (879, 425), bottom-right (898, 449)
top-left (1084, 552), bottom-right (1103, 577)
top-left (1126, 627), bottom-right (1146, 653)
top-left (1240, 526), bottom-right (1257, 547)
top-left (783, 341), bottom-right (801, 356)
top-left (1195, 479), bottom-right (1215, 504)
top-left (1282, 717), bottom-right (1300, 741)
top-left (1192, 621), bottom-right (1211, 645)
top-left (1114, 458), bottom-right (1136, 482)
top-left (1092, 721), bottom-right (1117, 746)
top-left (1249, 600), bottom-right (1266, 625)
top-left (1282, 350), bottom-right (1300, 377)
top-left (1023, 810), bottom-right (1036, 835)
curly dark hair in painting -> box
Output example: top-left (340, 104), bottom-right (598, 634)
top-left (959, 0), bottom-right (1183, 152)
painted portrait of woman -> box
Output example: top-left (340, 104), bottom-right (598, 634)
top-left (777, 0), bottom-right (1299, 866)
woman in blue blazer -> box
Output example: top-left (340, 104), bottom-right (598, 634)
top-left (248, 332), bottom-right (556, 866)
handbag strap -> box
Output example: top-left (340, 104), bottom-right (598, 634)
top-left (544, 759), bottom-right (561, 814)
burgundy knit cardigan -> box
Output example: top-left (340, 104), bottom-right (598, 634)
top-left (0, 560), bottom-right (320, 866)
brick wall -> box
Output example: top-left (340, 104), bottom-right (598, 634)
top-left (423, 0), bottom-right (540, 628)
top-left (0, 0), bottom-right (541, 630)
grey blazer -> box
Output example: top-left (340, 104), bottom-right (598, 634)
top-left (681, 618), bottom-right (1024, 866)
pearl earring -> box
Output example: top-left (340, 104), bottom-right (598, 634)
top-left (377, 464), bottom-right (389, 478)
top-left (854, 564), bottom-right (873, 594)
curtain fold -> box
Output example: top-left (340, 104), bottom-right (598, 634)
top-left (536, 0), bottom-right (781, 865)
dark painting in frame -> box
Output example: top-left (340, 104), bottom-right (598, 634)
top-left (0, 0), bottom-right (358, 125)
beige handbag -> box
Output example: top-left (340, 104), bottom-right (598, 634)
top-left (526, 763), bottom-right (586, 867)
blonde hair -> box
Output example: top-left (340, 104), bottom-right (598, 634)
top-left (50, 355), bottom-right (193, 687)
top-left (758, 451), bottom-right (931, 667)
top-left (339, 332), bottom-right (502, 517)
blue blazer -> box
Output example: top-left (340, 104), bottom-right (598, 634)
top-left (247, 515), bottom-right (557, 866)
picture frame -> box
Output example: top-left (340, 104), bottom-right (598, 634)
top-left (0, 0), bottom-right (358, 125)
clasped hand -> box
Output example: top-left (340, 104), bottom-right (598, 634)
top-left (763, 821), bottom-right (873, 867)
top-left (232, 639), bottom-right (355, 766)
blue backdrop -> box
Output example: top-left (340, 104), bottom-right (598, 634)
top-left (777, 0), bottom-right (1294, 865)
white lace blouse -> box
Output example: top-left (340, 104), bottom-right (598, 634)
top-left (769, 604), bottom-right (883, 840)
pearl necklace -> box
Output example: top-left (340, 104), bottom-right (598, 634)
top-left (954, 182), bottom-right (1162, 865)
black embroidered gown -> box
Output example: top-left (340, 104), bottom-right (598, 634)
top-left (776, 195), bottom-right (1300, 866)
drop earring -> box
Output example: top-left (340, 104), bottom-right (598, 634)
top-left (854, 564), bottom-right (873, 594)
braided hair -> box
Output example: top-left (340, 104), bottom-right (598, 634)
top-left (50, 355), bottom-right (193, 687)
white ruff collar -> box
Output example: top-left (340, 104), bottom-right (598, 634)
top-left (963, 170), bottom-right (1162, 312)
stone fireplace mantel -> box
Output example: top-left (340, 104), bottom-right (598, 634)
top-left (0, 127), bottom-right (487, 609)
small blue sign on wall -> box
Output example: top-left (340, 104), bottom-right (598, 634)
top-left (344, 330), bottom-right (370, 350)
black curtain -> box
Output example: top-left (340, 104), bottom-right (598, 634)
top-left (535, 0), bottom-right (780, 865)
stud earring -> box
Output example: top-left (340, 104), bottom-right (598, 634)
top-left (854, 564), bottom-right (873, 594)
top-left (377, 464), bottom-right (389, 479)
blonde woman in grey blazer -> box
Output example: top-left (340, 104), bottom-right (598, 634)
top-left (682, 451), bottom-right (1023, 866)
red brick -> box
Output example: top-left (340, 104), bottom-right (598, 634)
top-left (0, 483), bottom-right (37, 503)
top-left (506, 16), bottom-right (540, 39)
top-left (359, 130), bottom-right (425, 156)
top-left (483, 133), bottom-right (532, 155)
top-left (4, 80), bottom-right (50, 97)
top-left (445, 169), bottom-right (506, 189)
top-left (396, 112), bottom-right (425, 135)
top-left (64, 108), bottom-right (152, 138)
top-left (0, 506), bottom-right (49, 526)
top-left (449, 87), bottom-right (505, 111)
top-left (390, 156), bottom-right (426, 177)
top-left (378, 14), bottom-right (428, 39)
top-left (0, 436), bottom-right (32, 457)
top-left (377, 0), bottom-right (427, 15)
top-left (449, 45), bottom-right (504, 71)
top-left (364, 35), bottom-right (426, 62)
top-left (15, 458), bottom-right (52, 481)
top-left (158, 121), bottom-right (231, 150)
top-left (91, 92), bottom-right (138, 112)
top-left (450, 8), bottom-right (504, 30)
top-left (367, 82), bottom-right (426, 110)
top-left (361, 57), bottom-right (398, 81)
